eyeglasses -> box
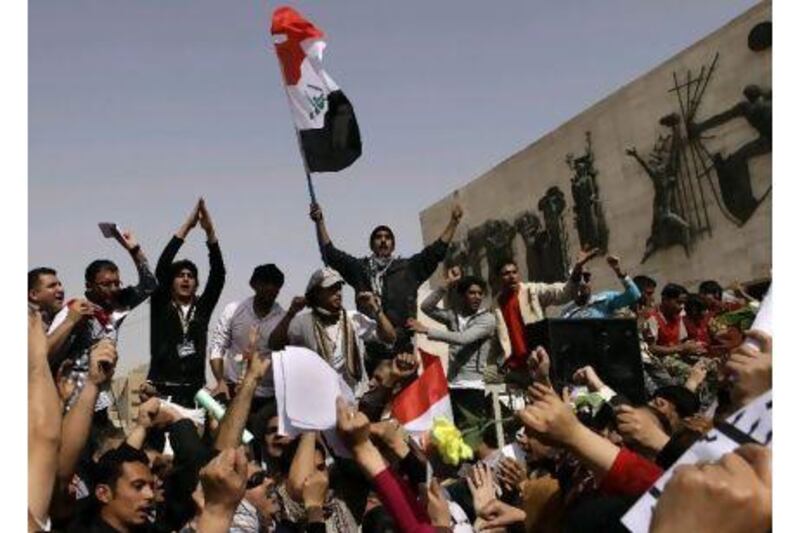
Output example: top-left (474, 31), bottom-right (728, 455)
top-left (246, 470), bottom-right (267, 490)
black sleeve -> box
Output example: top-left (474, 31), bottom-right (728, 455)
top-left (408, 239), bottom-right (449, 283)
top-left (320, 242), bottom-right (370, 292)
top-left (305, 523), bottom-right (326, 533)
top-left (197, 240), bottom-right (226, 314)
top-left (158, 419), bottom-right (215, 531)
top-left (156, 236), bottom-right (184, 287)
top-left (397, 451), bottom-right (427, 487)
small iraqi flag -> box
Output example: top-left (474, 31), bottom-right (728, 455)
top-left (392, 350), bottom-right (453, 433)
top-left (271, 6), bottom-right (362, 173)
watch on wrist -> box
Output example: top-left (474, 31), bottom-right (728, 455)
top-left (129, 244), bottom-right (141, 255)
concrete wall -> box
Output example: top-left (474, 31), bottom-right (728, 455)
top-left (419, 2), bottom-right (771, 301)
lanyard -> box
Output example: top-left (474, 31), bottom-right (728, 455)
top-left (173, 301), bottom-right (196, 337)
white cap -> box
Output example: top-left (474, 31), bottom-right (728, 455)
top-left (305, 267), bottom-right (344, 294)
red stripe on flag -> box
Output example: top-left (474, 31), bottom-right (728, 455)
top-left (271, 6), bottom-right (324, 86)
top-left (418, 348), bottom-right (440, 370)
top-left (392, 356), bottom-right (450, 425)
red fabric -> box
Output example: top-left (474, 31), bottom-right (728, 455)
top-left (391, 356), bottom-right (449, 425)
top-left (500, 290), bottom-right (529, 368)
top-left (653, 309), bottom-right (683, 346)
top-left (599, 448), bottom-right (663, 496)
top-left (683, 315), bottom-right (711, 345)
top-left (271, 6), bottom-right (324, 85)
top-left (372, 467), bottom-right (435, 533)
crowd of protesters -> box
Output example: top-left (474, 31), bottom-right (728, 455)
top-left (27, 197), bottom-right (772, 532)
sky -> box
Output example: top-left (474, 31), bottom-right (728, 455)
top-left (29, 0), bottom-right (760, 374)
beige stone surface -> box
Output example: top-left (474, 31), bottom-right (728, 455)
top-left (419, 2), bottom-right (771, 301)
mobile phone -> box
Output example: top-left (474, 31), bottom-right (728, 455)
top-left (98, 222), bottom-right (120, 239)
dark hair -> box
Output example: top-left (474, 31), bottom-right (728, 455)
top-left (94, 445), bottom-right (150, 489)
top-left (28, 267), bottom-right (57, 291)
top-left (85, 260), bottom-right (119, 284)
top-left (279, 435), bottom-right (325, 476)
top-left (633, 275), bottom-right (657, 291)
top-left (495, 259), bottom-right (517, 275)
top-left (250, 264), bottom-right (285, 287)
top-left (456, 275), bottom-right (487, 295)
top-left (170, 259), bottom-right (198, 281)
top-left (369, 225), bottom-right (395, 246)
top-left (698, 280), bottom-right (723, 298)
top-left (361, 506), bottom-right (398, 533)
top-left (685, 293), bottom-right (707, 315)
top-left (653, 386), bottom-right (700, 418)
top-left (661, 283), bottom-right (687, 300)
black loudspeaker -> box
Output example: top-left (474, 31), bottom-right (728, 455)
top-left (525, 318), bottom-right (646, 404)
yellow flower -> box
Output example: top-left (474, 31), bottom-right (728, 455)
top-left (430, 417), bottom-right (473, 465)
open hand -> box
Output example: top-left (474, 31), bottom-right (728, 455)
top-left (517, 384), bottom-right (581, 448)
top-left (467, 462), bottom-right (497, 515)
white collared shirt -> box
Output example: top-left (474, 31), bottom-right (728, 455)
top-left (208, 296), bottom-right (286, 397)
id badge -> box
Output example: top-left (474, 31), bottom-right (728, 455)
top-left (177, 339), bottom-right (196, 359)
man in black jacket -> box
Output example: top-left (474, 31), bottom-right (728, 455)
top-left (309, 201), bottom-right (463, 364)
top-left (148, 198), bottom-right (226, 407)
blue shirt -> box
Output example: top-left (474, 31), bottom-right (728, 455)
top-left (560, 276), bottom-right (641, 319)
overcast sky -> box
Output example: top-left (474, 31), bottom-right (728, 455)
top-left (29, 0), bottom-right (759, 373)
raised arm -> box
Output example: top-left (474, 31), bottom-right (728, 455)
top-left (419, 287), bottom-right (450, 325)
top-left (411, 313), bottom-right (496, 347)
top-left (28, 311), bottom-right (63, 527)
top-left (268, 296), bottom-right (307, 350)
top-left (156, 201), bottom-right (199, 284)
top-left (358, 292), bottom-right (397, 344)
top-left (46, 299), bottom-right (96, 365)
top-left (115, 229), bottom-right (158, 309)
top-left (286, 432), bottom-right (320, 501)
top-left (197, 447), bottom-right (248, 533)
top-left (537, 248), bottom-right (599, 308)
top-left (311, 203), bottom-right (370, 291)
top-left (197, 199), bottom-right (226, 309)
top-left (310, 202), bottom-right (332, 247)
top-left (605, 255), bottom-right (641, 312)
top-left (437, 203), bottom-right (463, 245)
top-left (57, 340), bottom-right (117, 483)
top-left (214, 347), bottom-right (271, 451)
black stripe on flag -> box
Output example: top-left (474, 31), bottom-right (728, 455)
top-left (300, 90), bottom-right (362, 173)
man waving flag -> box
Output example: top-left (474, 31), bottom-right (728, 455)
top-left (271, 6), bottom-right (362, 175)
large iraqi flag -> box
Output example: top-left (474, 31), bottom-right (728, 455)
top-left (392, 350), bottom-right (453, 433)
top-left (271, 6), bottom-right (362, 173)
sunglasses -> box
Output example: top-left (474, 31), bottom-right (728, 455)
top-left (246, 471), bottom-right (267, 490)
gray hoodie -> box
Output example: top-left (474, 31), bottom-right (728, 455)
top-left (420, 287), bottom-right (497, 386)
